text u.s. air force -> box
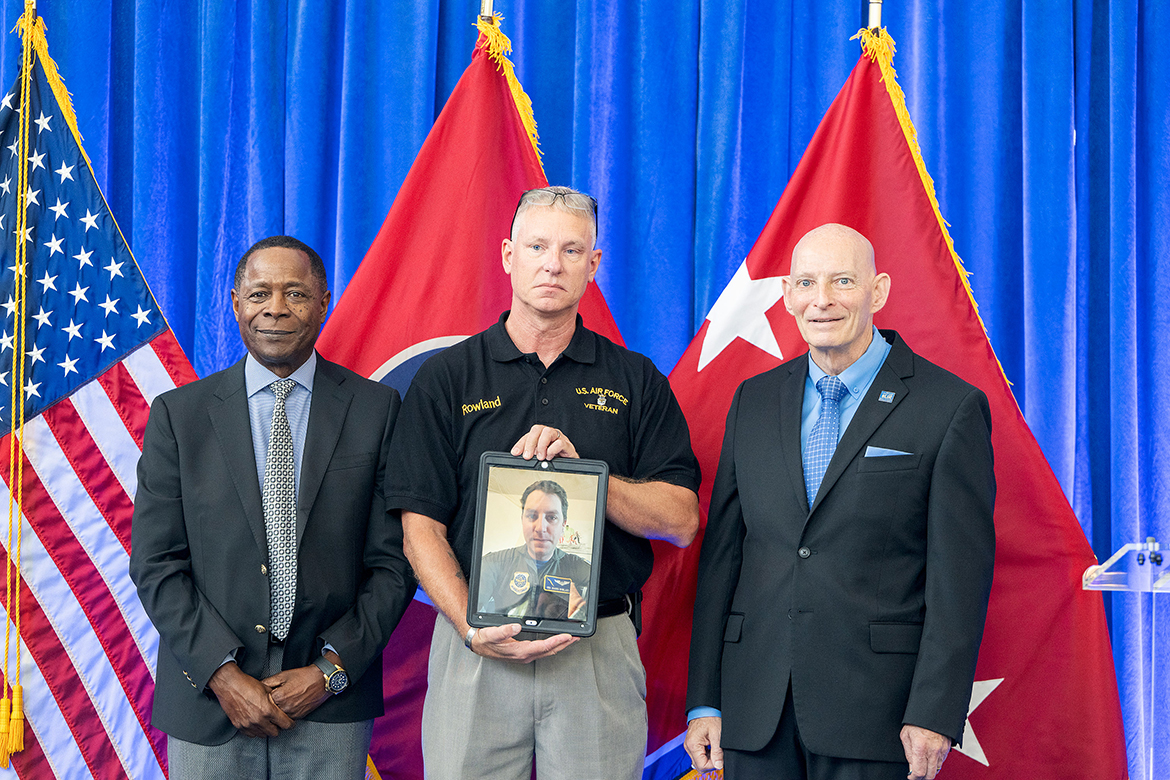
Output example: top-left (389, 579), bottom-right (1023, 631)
top-left (577, 386), bottom-right (628, 415)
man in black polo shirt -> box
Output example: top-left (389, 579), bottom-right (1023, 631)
top-left (387, 186), bottom-right (700, 780)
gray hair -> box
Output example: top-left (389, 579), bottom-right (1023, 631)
top-left (510, 186), bottom-right (599, 248)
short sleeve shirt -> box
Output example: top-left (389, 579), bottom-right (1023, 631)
top-left (386, 312), bottom-right (700, 601)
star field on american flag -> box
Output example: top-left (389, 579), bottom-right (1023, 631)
top-left (0, 57), bottom-right (164, 424)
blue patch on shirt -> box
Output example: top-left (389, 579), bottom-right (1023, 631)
top-left (543, 575), bottom-right (571, 595)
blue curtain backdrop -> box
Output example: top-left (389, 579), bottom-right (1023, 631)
top-left (1, 0), bottom-right (1164, 776)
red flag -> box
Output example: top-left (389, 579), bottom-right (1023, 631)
top-left (316, 16), bottom-right (622, 779)
top-left (642, 29), bottom-right (1127, 779)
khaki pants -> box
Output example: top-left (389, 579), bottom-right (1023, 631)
top-left (422, 615), bottom-right (647, 780)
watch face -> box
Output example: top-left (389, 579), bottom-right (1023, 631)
top-left (328, 669), bottom-right (348, 693)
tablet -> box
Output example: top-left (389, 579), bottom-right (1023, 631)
top-left (467, 452), bottom-right (608, 638)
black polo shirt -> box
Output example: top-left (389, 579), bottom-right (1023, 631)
top-left (386, 312), bottom-right (700, 601)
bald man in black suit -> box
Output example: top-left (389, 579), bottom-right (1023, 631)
top-left (685, 224), bottom-right (995, 780)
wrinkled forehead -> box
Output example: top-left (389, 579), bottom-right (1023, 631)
top-left (512, 202), bottom-right (598, 248)
top-left (241, 247), bottom-right (319, 288)
top-left (790, 229), bottom-right (876, 278)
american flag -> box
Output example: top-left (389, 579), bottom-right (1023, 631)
top-left (0, 27), bottom-right (195, 780)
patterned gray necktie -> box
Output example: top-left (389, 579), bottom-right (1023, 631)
top-left (803, 375), bottom-right (848, 507)
top-left (263, 378), bottom-right (297, 641)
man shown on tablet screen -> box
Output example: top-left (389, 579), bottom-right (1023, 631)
top-left (478, 479), bottom-right (590, 620)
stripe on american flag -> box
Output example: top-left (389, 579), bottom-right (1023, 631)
top-left (21, 421), bottom-right (160, 706)
top-left (95, 364), bottom-right (150, 450)
top-left (68, 382), bottom-right (142, 503)
top-left (42, 403), bottom-right (137, 553)
top-left (0, 632), bottom-right (87, 780)
top-left (0, 544), bottom-right (135, 780)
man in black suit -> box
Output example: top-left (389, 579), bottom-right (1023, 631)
top-left (130, 236), bottom-right (411, 779)
top-left (685, 224), bottom-right (995, 780)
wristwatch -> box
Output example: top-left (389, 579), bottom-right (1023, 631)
top-left (313, 656), bottom-right (349, 695)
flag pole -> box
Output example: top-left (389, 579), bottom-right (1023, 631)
top-left (480, 0), bottom-right (494, 22)
top-left (868, 0), bottom-right (882, 30)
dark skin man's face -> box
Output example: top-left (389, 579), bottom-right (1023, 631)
top-left (231, 247), bottom-right (329, 378)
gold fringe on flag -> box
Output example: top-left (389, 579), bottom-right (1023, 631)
top-left (850, 27), bottom-right (1008, 385)
top-left (475, 13), bottom-right (543, 165)
top-left (13, 11), bottom-right (88, 168)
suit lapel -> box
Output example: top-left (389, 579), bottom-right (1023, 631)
top-left (779, 359), bottom-right (811, 515)
top-left (808, 336), bottom-right (914, 516)
top-left (296, 358), bottom-right (352, 545)
top-left (207, 360), bottom-right (269, 556)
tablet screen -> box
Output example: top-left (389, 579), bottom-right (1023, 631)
top-left (468, 453), bottom-right (608, 637)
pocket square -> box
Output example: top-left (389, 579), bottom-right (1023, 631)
top-left (864, 445), bottom-right (913, 457)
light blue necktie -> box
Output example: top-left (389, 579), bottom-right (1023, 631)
top-left (803, 375), bottom-right (848, 507)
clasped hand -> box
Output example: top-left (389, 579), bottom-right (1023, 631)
top-left (208, 659), bottom-right (331, 738)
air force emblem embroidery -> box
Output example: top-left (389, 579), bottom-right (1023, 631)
top-left (509, 571), bottom-right (531, 595)
top-left (543, 575), bottom-right (571, 595)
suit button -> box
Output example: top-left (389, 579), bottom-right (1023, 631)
top-left (261, 564), bottom-right (268, 576)
top-left (255, 625), bottom-right (267, 634)
top-left (797, 547), bottom-right (811, 559)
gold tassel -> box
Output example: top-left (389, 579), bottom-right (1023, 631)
top-left (0, 696), bottom-right (10, 767)
top-left (7, 686), bottom-right (23, 754)
top-left (475, 13), bottom-right (543, 166)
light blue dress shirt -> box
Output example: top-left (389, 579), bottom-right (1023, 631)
top-left (799, 326), bottom-right (892, 452)
top-left (687, 328), bottom-right (891, 724)
top-left (219, 353), bottom-right (318, 668)
top-left (245, 351), bottom-right (316, 501)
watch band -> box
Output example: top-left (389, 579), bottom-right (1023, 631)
top-left (313, 655), bottom-right (348, 695)
top-left (464, 627), bottom-right (478, 649)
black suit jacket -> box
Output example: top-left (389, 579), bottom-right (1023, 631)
top-left (130, 355), bottom-right (412, 745)
top-left (687, 331), bottom-right (995, 762)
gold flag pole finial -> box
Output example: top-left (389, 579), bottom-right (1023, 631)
top-left (480, 0), bottom-right (494, 22)
top-left (868, 0), bottom-right (882, 30)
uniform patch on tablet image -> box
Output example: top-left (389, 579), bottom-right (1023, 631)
top-left (543, 575), bottom-right (571, 595)
top-left (509, 572), bottom-right (531, 595)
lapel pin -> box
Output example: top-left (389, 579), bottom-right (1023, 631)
top-left (878, 390), bottom-right (896, 403)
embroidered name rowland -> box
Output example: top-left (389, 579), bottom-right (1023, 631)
top-left (461, 395), bottom-right (502, 415)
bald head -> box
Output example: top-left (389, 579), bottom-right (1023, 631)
top-left (791, 223), bottom-right (876, 277)
top-left (782, 223), bottom-right (890, 374)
